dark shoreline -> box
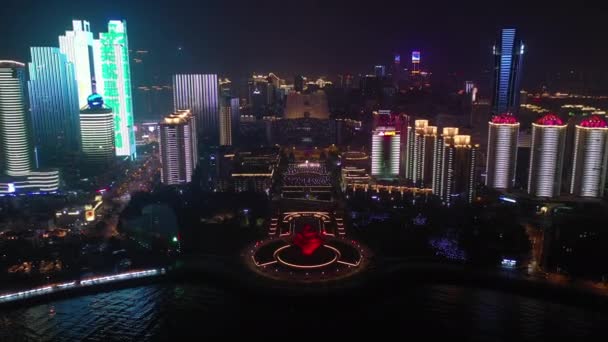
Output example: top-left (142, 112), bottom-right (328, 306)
top-left (2, 259), bottom-right (608, 312)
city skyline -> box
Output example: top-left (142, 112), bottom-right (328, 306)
top-left (1, 1), bottom-right (608, 92)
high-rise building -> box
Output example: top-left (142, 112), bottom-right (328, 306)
top-left (432, 127), bottom-right (459, 195)
top-left (93, 20), bottom-right (136, 159)
top-left (0, 61), bottom-right (32, 176)
top-left (229, 96), bottom-right (240, 144)
top-left (0, 61), bottom-right (60, 194)
top-left (406, 120), bottom-right (437, 187)
top-left (79, 93), bottom-right (114, 166)
top-left (159, 110), bottom-right (198, 185)
top-left (294, 75), bottom-right (305, 92)
top-left (58, 20), bottom-right (94, 108)
top-left (486, 113), bottom-right (519, 190)
top-left (28, 47), bottom-right (81, 168)
top-left (219, 96), bottom-right (232, 146)
top-left (411, 51), bottom-right (421, 75)
top-left (491, 28), bottom-right (524, 114)
top-left (527, 114), bottom-right (567, 198)
top-left (440, 135), bottom-right (478, 204)
top-left (172, 74), bottom-right (219, 142)
top-left (570, 115), bottom-right (608, 198)
top-left (371, 126), bottom-right (400, 179)
top-left (374, 65), bottom-right (386, 78)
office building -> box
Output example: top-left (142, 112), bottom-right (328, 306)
top-left (432, 127), bottom-right (459, 195)
top-left (93, 20), bottom-right (136, 159)
top-left (371, 126), bottom-right (401, 179)
top-left (219, 96), bottom-right (232, 146)
top-left (411, 51), bottom-right (421, 75)
top-left (491, 28), bottom-right (524, 114)
top-left (0, 61), bottom-right (32, 176)
top-left (28, 47), bottom-right (81, 168)
top-left (406, 120), bottom-right (437, 187)
top-left (528, 114), bottom-right (567, 198)
top-left (294, 75), bottom-right (305, 92)
top-left (440, 135), bottom-right (478, 204)
top-left (159, 110), bottom-right (198, 185)
top-left (374, 65), bottom-right (386, 77)
top-left (486, 113), bottom-right (519, 190)
top-left (0, 61), bottom-right (60, 194)
top-left (570, 115), bottom-right (608, 198)
top-left (58, 20), bottom-right (95, 107)
top-left (229, 97), bottom-right (239, 144)
top-left (79, 93), bottom-right (114, 166)
top-left (172, 74), bottom-right (219, 141)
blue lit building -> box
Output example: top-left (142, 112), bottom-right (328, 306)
top-left (491, 28), bottom-right (524, 114)
top-left (0, 61), bottom-right (60, 195)
top-left (28, 47), bottom-right (80, 168)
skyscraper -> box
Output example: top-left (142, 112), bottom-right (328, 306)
top-left (486, 113), bottom-right (519, 190)
top-left (411, 51), bottom-right (421, 75)
top-left (374, 65), bottom-right (386, 77)
top-left (172, 74), bottom-right (219, 142)
top-left (406, 120), bottom-right (437, 187)
top-left (570, 115), bottom-right (608, 198)
top-left (371, 126), bottom-right (400, 179)
top-left (0, 61), bottom-right (60, 194)
top-left (294, 75), bottom-right (305, 92)
top-left (0, 61), bottom-right (32, 176)
top-left (28, 47), bottom-right (80, 168)
top-left (491, 28), bottom-right (524, 114)
top-left (230, 96), bottom-right (240, 144)
top-left (219, 96), bottom-right (232, 146)
top-left (432, 127), bottom-right (459, 195)
top-left (59, 20), bottom-right (94, 108)
top-left (93, 20), bottom-right (136, 159)
top-left (159, 110), bottom-right (198, 185)
top-left (440, 135), bottom-right (478, 204)
top-left (79, 93), bottom-right (114, 167)
top-left (528, 114), bottom-right (567, 198)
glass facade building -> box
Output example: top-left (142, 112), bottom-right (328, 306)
top-left (172, 74), bottom-right (219, 142)
top-left (492, 28), bottom-right (524, 114)
top-left (93, 20), bottom-right (136, 159)
top-left (28, 47), bottom-right (80, 168)
top-left (59, 20), bottom-right (95, 108)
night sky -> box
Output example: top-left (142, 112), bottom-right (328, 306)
top-left (2, 0), bottom-right (607, 88)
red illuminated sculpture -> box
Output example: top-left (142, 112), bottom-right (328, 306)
top-left (293, 225), bottom-right (322, 256)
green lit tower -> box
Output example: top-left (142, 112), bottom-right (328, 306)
top-left (93, 20), bottom-right (136, 159)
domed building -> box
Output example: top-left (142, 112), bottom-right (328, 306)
top-left (79, 93), bottom-right (115, 168)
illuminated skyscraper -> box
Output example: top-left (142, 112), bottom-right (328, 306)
top-left (93, 20), bottom-right (136, 159)
top-left (28, 47), bottom-right (80, 168)
top-left (492, 28), bottom-right (524, 114)
top-left (0, 61), bottom-right (32, 176)
top-left (432, 127), bottom-right (459, 195)
top-left (172, 74), bottom-right (219, 142)
top-left (406, 120), bottom-right (437, 187)
top-left (79, 93), bottom-right (114, 166)
top-left (219, 96), bottom-right (232, 146)
top-left (374, 65), bottom-right (386, 77)
top-left (371, 126), bottom-right (401, 179)
top-left (59, 20), bottom-right (94, 108)
top-left (440, 135), bottom-right (478, 204)
top-left (0, 61), bottom-right (60, 194)
top-left (486, 113), bottom-right (519, 190)
top-left (570, 115), bottom-right (608, 198)
top-left (528, 114), bottom-right (567, 198)
top-left (230, 96), bottom-right (240, 144)
top-left (411, 51), bottom-right (421, 75)
top-left (159, 110), bottom-right (198, 185)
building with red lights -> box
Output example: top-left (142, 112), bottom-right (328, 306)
top-left (570, 115), bottom-right (608, 198)
top-left (528, 114), bottom-right (567, 198)
top-left (486, 113), bottom-right (519, 190)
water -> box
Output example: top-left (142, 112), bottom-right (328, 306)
top-left (1, 282), bottom-right (607, 340)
